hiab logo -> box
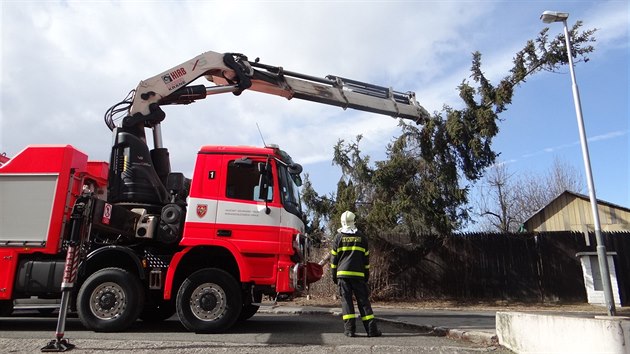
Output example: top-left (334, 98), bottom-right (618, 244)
top-left (162, 68), bottom-right (187, 83)
top-left (170, 67), bottom-right (186, 79)
top-left (162, 67), bottom-right (188, 91)
top-left (196, 204), bottom-right (208, 218)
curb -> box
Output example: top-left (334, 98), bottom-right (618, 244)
top-left (259, 305), bottom-right (499, 347)
top-left (445, 328), bottom-right (499, 346)
top-left (376, 319), bottom-right (498, 347)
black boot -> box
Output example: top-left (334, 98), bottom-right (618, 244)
top-left (364, 319), bottom-right (382, 337)
top-left (344, 319), bottom-right (356, 337)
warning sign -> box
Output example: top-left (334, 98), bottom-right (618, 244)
top-left (102, 203), bottom-right (112, 225)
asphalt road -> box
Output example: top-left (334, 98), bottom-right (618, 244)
top-left (0, 312), bottom-right (510, 353)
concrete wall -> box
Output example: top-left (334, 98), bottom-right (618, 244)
top-left (497, 312), bottom-right (630, 354)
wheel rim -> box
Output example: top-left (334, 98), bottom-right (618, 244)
top-left (89, 281), bottom-right (126, 320)
top-left (189, 283), bottom-right (226, 321)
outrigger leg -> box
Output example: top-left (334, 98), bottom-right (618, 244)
top-left (42, 196), bottom-right (89, 352)
top-left (41, 276), bottom-right (76, 352)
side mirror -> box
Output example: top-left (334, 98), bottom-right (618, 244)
top-left (254, 185), bottom-right (273, 201)
top-left (288, 163), bottom-right (302, 174)
top-left (288, 163), bottom-right (303, 187)
top-left (257, 161), bottom-right (273, 202)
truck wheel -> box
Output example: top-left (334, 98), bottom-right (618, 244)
top-left (176, 268), bottom-right (242, 333)
top-left (238, 291), bottom-right (262, 321)
top-left (0, 300), bottom-right (13, 317)
top-left (77, 267), bottom-right (144, 332)
top-left (139, 300), bottom-right (175, 322)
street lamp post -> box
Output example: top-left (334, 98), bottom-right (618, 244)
top-left (540, 10), bottom-right (616, 316)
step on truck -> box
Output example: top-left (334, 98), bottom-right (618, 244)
top-left (0, 51), bottom-right (429, 335)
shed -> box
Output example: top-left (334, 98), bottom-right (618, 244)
top-left (523, 190), bottom-right (630, 233)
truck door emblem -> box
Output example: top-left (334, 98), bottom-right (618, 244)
top-left (197, 204), bottom-right (208, 218)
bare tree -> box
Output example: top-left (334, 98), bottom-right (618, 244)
top-left (515, 157), bottom-right (585, 222)
top-left (475, 164), bottom-right (522, 232)
top-left (474, 157), bottom-right (584, 232)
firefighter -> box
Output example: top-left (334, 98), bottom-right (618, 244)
top-left (330, 211), bottom-right (382, 337)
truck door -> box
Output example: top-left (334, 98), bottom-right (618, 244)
top-left (215, 155), bottom-right (281, 282)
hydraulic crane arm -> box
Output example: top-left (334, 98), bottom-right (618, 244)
top-left (102, 51), bottom-right (432, 221)
top-left (106, 51), bottom-right (430, 132)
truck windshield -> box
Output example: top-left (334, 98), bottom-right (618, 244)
top-left (278, 164), bottom-right (302, 216)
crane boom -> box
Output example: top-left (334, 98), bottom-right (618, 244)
top-left (111, 51), bottom-right (430, 131)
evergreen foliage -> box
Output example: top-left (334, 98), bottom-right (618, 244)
top-left (302, 23), bottom-right (597, 245)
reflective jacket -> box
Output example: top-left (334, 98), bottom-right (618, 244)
top-left (330, 231), bottom-right (370, 280)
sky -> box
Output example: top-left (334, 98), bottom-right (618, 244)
top-left (1, 0), bottom-right (628, 229)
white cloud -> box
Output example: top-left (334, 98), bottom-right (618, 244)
top-left (584, 1), bottom-right (630, 50)
top-left (1, 2), bottom-right (480, 148)
top-left (518, 129), bottom-right (627, 161)
top-left (1, 0), bottom-right (627, 197)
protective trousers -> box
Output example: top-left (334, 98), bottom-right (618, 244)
top-left (338, 278), bottom-right (380, 336)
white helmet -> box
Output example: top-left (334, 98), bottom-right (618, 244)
top-left (338, 210), bottom-right (358, 234)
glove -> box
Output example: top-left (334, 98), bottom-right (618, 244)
top-left (332, 273), bottom-right (338, 285)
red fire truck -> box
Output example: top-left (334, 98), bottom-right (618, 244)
top-left (0, 51), bottom-right (429, 336)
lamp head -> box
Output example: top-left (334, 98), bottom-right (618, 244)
top-left (541, 11), bottom-right (569, 23)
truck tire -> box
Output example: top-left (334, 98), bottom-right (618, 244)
top-left (176, 268), bottom-right (242, 333)
top-left (0, 300), bottom-right (13, 317)
top-left (77, 267), bottom-right (144, 332)
top-left (238, 291), bottom-right (262, 321)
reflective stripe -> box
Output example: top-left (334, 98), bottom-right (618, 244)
top-left (330, 264), bottom-right (337, 269)
top-left (337, 270), bottom-right (364, 277)
top-left (338, 246), bottom-right (366, 253)
top-left (331, 250), bottom-right (338, 256)
top-left (365, 251), bottom-right (370, 256)
top-left (362, 314), bottom-right (375, 321)
top-left (364, 265), bottom-right (370, 269)
top-left (342, 314), bottom-right (357, 320)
